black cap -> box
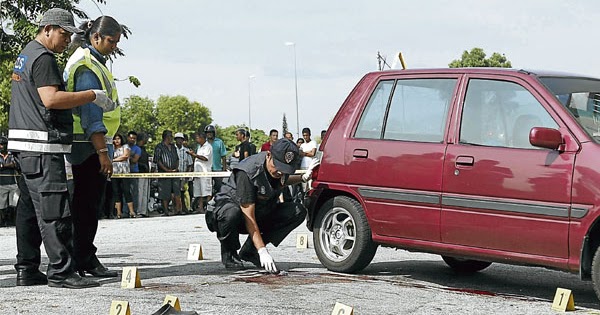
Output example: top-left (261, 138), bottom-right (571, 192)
top-left (270, 139), bottom-right (300, 175)
top-left (39, 8), bottom-right (84, 34)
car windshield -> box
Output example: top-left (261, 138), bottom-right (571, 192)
top-left (539, 76), bottom-right (600, 142)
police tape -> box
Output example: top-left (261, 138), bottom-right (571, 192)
top-left (109, 170), bottom-right (307, 179)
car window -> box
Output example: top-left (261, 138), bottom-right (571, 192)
top-left (355, 78), bottom-right (456, 142)
top-left (460, 79), bottom-right (558, 149)
top-left (384, 79), bottom-right (456, 142)
top-left (355, 80), bottom-right (394, 139)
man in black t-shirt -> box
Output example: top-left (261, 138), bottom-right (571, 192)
top-left (212, 139), bottom-right (320, 272)
top-left (233, 128), bottom-right (253, 162)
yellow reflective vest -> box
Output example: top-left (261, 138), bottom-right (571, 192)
top-left (64, 47), bottom-right (120, 143)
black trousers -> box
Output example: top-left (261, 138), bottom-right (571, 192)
top-left (14, 153), bottom-right (73, 280)
top-left (216, 201), bottom-right (307, 251)
top-left (72, 154), bottom-right (106, 270)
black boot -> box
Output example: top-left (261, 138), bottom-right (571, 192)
top-left (151, 304), bottom-right (198, 315)
top-left (238, 237), bottom-right (261, 268)
top-left (220, 243), bottom-right (244, 270)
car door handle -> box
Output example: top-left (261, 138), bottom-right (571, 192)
top-left (455, 156), bottom-right (474, 166)
top-left (353, 149), bottom-right (368, 158)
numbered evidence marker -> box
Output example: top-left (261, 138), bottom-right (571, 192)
top-left (331, 302), bottom-right (354, 315)
top-left (121, 267), bottom-right (142, 288)
top-left (551, 288), bottom-right (575, 312)
top-left (296, 233), bottom-right (309, 249)
top-left (163, 295), bottom-right (181, 311)
top-left (187, 244), bottom-right (203, 260)
top-left (109, 301), bottom-right (131, 315)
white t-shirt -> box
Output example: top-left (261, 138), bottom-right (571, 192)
top-left (300, 140), bottom-right (317, 169)
top-left (194, 142), bottom-right (213, 173)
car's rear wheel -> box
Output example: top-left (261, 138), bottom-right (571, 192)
top-left (591, 245), bottom-right (600, 300)
top-left (313, 196), bottom-right (377, 273)
top-left (442, 256), bottom-right (492, 273)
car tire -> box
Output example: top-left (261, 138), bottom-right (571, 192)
top-left (441, 256), bottom-right (492, 273)
top-left (591, 245), bottom-right (600, 300)
top-left (313, 196), bottom-right (377, 273)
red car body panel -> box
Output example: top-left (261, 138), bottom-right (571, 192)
top-left (308, 68), bottom-right (600, 276)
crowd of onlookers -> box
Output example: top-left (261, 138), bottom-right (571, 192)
top-left (0, 125), bottom-right (326, 226)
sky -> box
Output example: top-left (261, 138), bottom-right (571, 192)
top-left (74, 0), bottom-right (600, 138)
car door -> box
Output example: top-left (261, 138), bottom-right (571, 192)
top-left (441, 75), bottom-right (574, 258)
top-left (345, 75), bottom-right (459, 241)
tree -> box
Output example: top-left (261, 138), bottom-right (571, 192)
top-left (119, 95), bottom-right (157, 137)
top-left (155, 95), bottom-right (212, 137)
top-left (449, 48), bottom-right (512, 68)
top-left (217, 124), bottom-right (268, 154)
top-left (282, 113), bottom-right (289, 134)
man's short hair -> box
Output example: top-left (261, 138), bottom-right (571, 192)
top-left (269, 129), bottom-right (278, 136)
top-left (162, 130), bottom-right (172, 140)
top-left (302, 127), bottom-right (311, 135)
top-left (197, 132), bottom-right (207, 139)
top-left (128, 131), bottom-right (137, 137)
top-left (235, 128), bottom-right (246, 136)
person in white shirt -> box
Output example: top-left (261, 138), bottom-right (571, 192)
top-left (189, 132), bottom-right (213, 212)
top-left (300, 127), bottom-right (317, 169)
top-left (299, 127), bottom-right (318, 192)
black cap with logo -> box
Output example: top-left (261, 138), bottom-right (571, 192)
top-left (270, 138), bottom-right (301, 175)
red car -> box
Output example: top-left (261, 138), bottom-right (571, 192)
top-left (306, 68), bottom-right (600, 300)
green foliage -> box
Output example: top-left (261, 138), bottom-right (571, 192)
top-left (119, 95), bottom-right (157, 137)
top-left (282, 113), bottom-right (288, 134)
top-left (449, 48), bottom-right (512, 68)
top-left (156, 95), bottom-right (212, 138)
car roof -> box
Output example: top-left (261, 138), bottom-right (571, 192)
top-left (365, 68), bottom-right (600, 80)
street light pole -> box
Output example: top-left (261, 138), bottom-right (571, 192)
top-left (248, 75), bottom-right (255, 129)
top-left (285, 42), bottom-right (300, 140)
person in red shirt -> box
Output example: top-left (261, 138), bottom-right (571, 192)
top-left (260, 129), bottom-right (278, 152)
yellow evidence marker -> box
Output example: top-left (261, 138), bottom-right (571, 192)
top-left (331, 302), bottom-right (354, 315)
top-left (552, 288), bottom-right (575, 312)
top-left (109, 300), bottom-right (131, 315)
top-left (296, 233), bottom-right (309, 249)
top-left (187, 244), bottom-right (203, 260)
top-left (163, 295), bottom-right (181, 311)
top-left (121, 267), bottom-right (142, 288)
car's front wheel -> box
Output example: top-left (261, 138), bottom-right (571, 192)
top-left (313, 196), bottom-right (377, 273)
top-left (441, 256), bottom-right (492, 273)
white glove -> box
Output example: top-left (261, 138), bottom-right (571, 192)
top-left (92, 89), bottom-right (116, 112)
top-left (257, 247), bottom-right (277, 273)
top-left (301, 158), bottom-right (321, 183)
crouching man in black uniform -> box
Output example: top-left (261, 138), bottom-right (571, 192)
top-left (212, 139), bottom-right (319, 272)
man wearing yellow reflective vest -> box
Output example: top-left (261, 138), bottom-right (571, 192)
top-left (63, 16), bottom-right (123, 278)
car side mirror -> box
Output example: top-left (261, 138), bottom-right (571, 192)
top-left (529, 127), bottom-right (564, 151)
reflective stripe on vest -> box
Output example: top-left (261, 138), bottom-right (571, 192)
top-left (8, 129), bottom-right (49, 141)
top-left (64, 47), bottom-right (120, 141)
top-left (8, 140), bottom-right (71, 153)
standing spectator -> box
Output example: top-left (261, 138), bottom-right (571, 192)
top-left (300, 128), bottom-right (317, 169)
top-left (0, 137), bottom-right (18, 226)
top-left (204, 125), bottom-right (227, 195)
top-left (136, 132), bottom-right (150, 217)
top-left (233, 128), bottom-right (252, 162)
top-left (296, 138), bottom-right (304, 147)
top-left (64, 15), bottom-right (123, 278)
top-left (174, 132), bottom-right (193, 213)
top-left (9, 8), bottom-right (108, 288)
top-left (300, 127), bottom-right (318, 192)
top-left (284, 132), bottom-right (294, 141)
top-left (127, 131), bottom-right (141, 215)
top-left (246, 130), bottom-right (257, 156)
top-left (261, 129), bottom-right (278, 152)
top-left (154, 130), bottom-right (182, 215)
top-left (112, 134), bottom-right (135, 219)
top-left (189, 132), bottom-right (212, 213)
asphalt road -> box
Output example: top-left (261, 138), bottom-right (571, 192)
top-left (0, 213), bottom-right (599, 314)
